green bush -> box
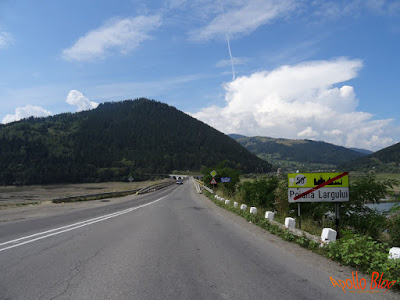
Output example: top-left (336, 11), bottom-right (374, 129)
top-left (327, 232), bottom-right (387, 270)
top-left (387, 212), bottom-right (400, 247)
top-left (327, 232), bottom-right (400, 291)
top-left (239, 177), bottom-right (279, 209)
top-left (338, 174), bottom-right (398, 239)
top-left (274, 179), bottom-right (290, 216)
top-left (201, 161), bottom-right (241, 196)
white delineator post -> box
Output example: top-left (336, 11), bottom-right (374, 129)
top-left (285, 217), bottom-right (295, 228)
top-left (265, 211), bottom-right (274, 221)
top-left (389, 247), bottom-right (400, 260)
top-left (250, 207), bottom-right (257, 215)
top-left (321, 228), bottom-right (337, 244)
top-left (234, 202), bottom-right (238, 208)
top-left (240, 204), bottom-right (247, 210)
top-left (225, 200), bottom-right (230, 205)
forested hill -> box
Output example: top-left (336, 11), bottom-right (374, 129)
top-left (0, 99), bottom-right (271, 185)
top-left (229, 135), bottom-right (368, 170)
top-left (339, 142), bottom-right (400, 172)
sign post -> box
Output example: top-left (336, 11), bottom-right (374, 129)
top-left (211, 177), bottom-right (217, 191)
top-left (298, 202), bottom-right (301, 230)
top-left (288, 172), bottom-right (349, 235)
top-left (210, 170), bottom-right (218, 192)
top-left (335, 202), bottom-right (340, 239)
top-left (288, 172), bottom-right (349, 203)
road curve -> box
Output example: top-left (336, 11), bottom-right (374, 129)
top-left (0, 182), bottom-right (397, 299)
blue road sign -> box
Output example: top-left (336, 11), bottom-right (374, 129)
top-left (221, 177), bottom-right (231, 183)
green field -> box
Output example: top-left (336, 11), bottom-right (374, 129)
top-left (349, 172), bottom-right (400, 196)
top-left (375, 173), bottom-right (400, 195)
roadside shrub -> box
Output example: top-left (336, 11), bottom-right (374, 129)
top-left (239, 177), bottom-right (279, 209)
top-left (274, 179), bottom-right (290, 217)
top-left (345, 207), bottom-right (387, 241)
top-left (327, 231), bottom-right (400, 291)
top-left (338, 174), bottom-right (398, 240)
top-left (295, 234), bottom-right (319, 250)
top-left (327, 231), bottom-right (389, 271)
top-left (201, 161), bottom-right (241, 196)
top-left (387, 211), bottom-right (400, 247)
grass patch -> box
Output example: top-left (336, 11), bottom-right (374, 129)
top-left (351, 172), bottom-right (400, 198)
top-left (52, 190), bottom-right (140, 203)
top-left (0, 202), bottom-right (40, 210)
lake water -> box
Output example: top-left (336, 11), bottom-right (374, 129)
top-left (365, 202), bottom-right (398, 212)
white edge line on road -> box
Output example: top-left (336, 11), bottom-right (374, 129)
top-left (0, 194), bottom-right (169, 253)
top-left (0, 209), bottom-right (132, 247)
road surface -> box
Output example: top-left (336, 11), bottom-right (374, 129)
top-left (0, 181), bottom-right (398, 299)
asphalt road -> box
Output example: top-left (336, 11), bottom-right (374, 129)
top-left (0, 181), bottom-right (398, 299)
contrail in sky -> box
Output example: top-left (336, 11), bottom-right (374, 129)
top-left (219, 0), bottom-right (236, 81)
top-left (226, 33), bottom-right (236, 80)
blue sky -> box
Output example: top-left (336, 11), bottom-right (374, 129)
top-left (0, 0), bottom-right (399, 151)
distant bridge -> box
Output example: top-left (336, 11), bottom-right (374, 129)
top-left (169, 174), bottom-right (204, 180)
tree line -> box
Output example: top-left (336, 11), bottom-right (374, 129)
top-left (0, 99), bottom-right (271, 185)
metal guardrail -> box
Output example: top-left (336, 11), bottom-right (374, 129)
top-left (203, 186), bottom-right (213, 193)
top-left (192, 178), bottom-right (202, 193)
top-left (136, 180), bottom-right (176, 194)
top-left (52, 180), bottom-right (176, 203)
top-left (52, 189), bottom-right (142, 203)
top-left (195, 179), bottom-right (213, 194)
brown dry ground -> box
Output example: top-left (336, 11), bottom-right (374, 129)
top-left (0, 181), bottom-right (159, 209)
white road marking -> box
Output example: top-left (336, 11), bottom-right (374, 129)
top-left (0, 194), bottom-right (170, 253)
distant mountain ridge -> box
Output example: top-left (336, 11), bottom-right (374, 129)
top-left (0, 99), bottom-right (271, 185)
top-left (228, 134), bottom-right (248, 140)
top-left (349, 148), bottom-right (373, 155)
top-left (340, 142), bottom-right (400, 172)
top-left (229, 135), bottom-right (369, 170)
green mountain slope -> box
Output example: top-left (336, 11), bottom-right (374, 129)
top-left (0, 99), bottom-right (271, 185)
top-left (349, 148), bottom-right (373, 155)
top-left (340, 142), bottom-right (400, 172)
top-left (229, 135), bottom-right (368, 170)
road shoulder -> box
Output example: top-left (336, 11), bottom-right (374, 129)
top-left (195, 189), bottom-right (399, 299)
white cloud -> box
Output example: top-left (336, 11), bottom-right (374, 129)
top-left (2, 105), bottom-right (52, 124)
top-left (192, 58), bottom-right (396, 151)
top-left (365, 0), bottom-right (400, 15)
top-left (190, 0), bottom-right (295, 41)
top-left (0, 31), bottom-right (13, 49)
top-left (298, 127), bottom-right (319, 138)
top-left (181, 0), bottom-right (399, 43)
top-left (62, 15), bottom-right (162, 61)
top-left (311, 0), bottom-right (400, 18)
top-left (66, 90), bottom-right (99, 112)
